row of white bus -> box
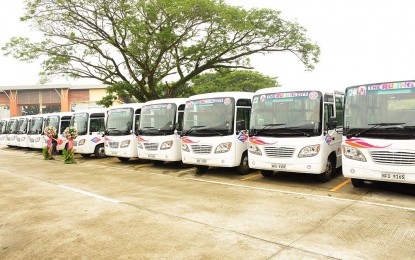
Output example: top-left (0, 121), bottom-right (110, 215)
top-left (1, 80), bottom-right (414, 187)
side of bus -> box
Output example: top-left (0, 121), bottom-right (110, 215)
top-left (0, 119), bottom-right (9, 146)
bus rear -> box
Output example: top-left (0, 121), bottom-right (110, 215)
top-left (343, 80), bottom-right (415, 187)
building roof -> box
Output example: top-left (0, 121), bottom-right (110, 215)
top-left (0, 84), bottom-right (107, 91)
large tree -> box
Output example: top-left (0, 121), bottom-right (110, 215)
top-left (3, 0), bottom-right (320, 103)
top-left (186, 70), bottom-right (277, 96)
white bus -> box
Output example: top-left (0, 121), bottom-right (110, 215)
top-left (104, 103), bottom-right (142, 162)
top-left (16, 115), bottom-right (32, 148)
top-left (137, 98), bottom-right (187, 165)
top-left (71, 108), bottom-right (107, 158)
top-left (249, 87), bottom-right (344, 182)
top-left (0, 119), bottom-right (9, 146)
top-left (5, 117), bottom-right (19, 147)
top-left (43, 112), bottom-right (73, 151)
top-left (28, 114), bottom-right (46, 149)
top-left (342, 80), bottom-right (415, 187)
top-left (181, 92), bottom-right (253, 174)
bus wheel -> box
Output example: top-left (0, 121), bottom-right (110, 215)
top-left (260, 170), bottom-right (274, 178)
top-left (81, 154), bottom-right (91, 158)
top-left (195, 165), bottom-right (209, 174)
top-left (118, 157), bottom-right (130, 162)
top-left (153, 160), bottom-right (164, 166)
top-left (318, 157), bottom-right (335, 183)
top-left (94, 144), bottom-right (106, 159)
top-left (236, 152), bottom-right (250, 175)
top-left (351, 178), bottom-right (365, 188)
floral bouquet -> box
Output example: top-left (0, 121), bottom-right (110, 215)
top-left (44, 126), bottom-right (57, 138)
top-left (63, 126), bottom-right (78, 140)
top-left (62, 126), bottom-right (78, 164)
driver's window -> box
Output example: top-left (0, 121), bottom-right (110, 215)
top-left (236, 108), bottom-right (250, 131)
top-left (324, 104), bottom-right (334, 130)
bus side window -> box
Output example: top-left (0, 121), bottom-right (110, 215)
top-left (236, 108), bottom-right (251, 131)
top-left (177, 111), bottom-right (184, 131)
top-left (324, 104), bottom-right (334, 130)
top-left (135, 114), bottom-right (140, 132)
top-left (335, 97), bottom-right (344, 127)
top-left (90, 118), bottom-right (105, 132)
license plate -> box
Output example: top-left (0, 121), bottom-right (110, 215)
top-left (381, 173), bottom-right (405, 180)
top-left (148, 154), bottom-right (156, 159)
top-left (271, 163), bottom-right (286, 169)
top-left (110, 151), bottom-right (117, 155)
top-left (197, 159), bottom-right (207, 164)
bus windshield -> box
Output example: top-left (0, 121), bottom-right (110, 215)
top-left (183, 97), bottom-right (234, 136)
top-left (345, 81), bottom-right (415, 138)
top-left (28, 117), bottom-right (43, 134)
top-left (106, 108), bottom-right (134, 135)
top-left (44, 116), bottom-right (60, 133)
top-left (17, 118), bottom-right (28, 134)
top-left (0, 120), bottom-right (7, 134)
top-left (7, 119), bottom-right (18, 134)
top-left (71, 112), bottom-right (89, 135)
top-left (250, 91), bottom-right (322, 137)
top-left (139, 103), bottom-right (176, 135)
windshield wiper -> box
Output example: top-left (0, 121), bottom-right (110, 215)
top-left (279, 127), bottom-right (311, 137)
top-left (198, 128), bottom-right (225, 136)
top-left (347, 122), bottom-right (406, 138)
top-left (252, 124), bottom-right (286, 136)
top-left (183, 125), bottom-right (206, 135)
top-left (138, 127), bottom-right (158, 135)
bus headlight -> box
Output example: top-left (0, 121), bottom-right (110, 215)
top-left (342, 145), bottom-right (366, 162)
top-left (35, 137), bottom-right (40, 142)
top-left (215, 142), bottom-right (232, 153)
top-left (120, 140), bottom-right (130, 148)
top-left (182, 143), bottom-right (190, 152)
top-left (298, 144), bottom-right (320, 157)
top-left (160, 140), bottom-right (173, 150)
top-left (248, 143), bottom-right (262, 155)
top-left (78, 139), bottom-right (86, 146)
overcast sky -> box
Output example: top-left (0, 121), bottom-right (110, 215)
top-left (0, 0), bottom-right (414, 92)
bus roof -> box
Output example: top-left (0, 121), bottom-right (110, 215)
top-left (107, 103), bottom-right (143, 110)
top-left (143, 98), bottom-right (188, 106)
top-left (254, 86), bottom-right (325, 95)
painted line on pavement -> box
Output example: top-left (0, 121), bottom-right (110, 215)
top-left (57, 184), bottom-right (120, 204)
top-left (330, 179), bottom-right (351, 192)
top-left (240, 173), bottom-right (261, 181)
top-left (186, 178), bottom-right (415, 212)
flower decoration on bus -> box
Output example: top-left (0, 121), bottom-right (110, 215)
top-left (44, 126), bottom-right (57, 138)
top-left (181, 137), bottom-right (199, 144)
top-left (345, 138), bottom-right (391, 149)
top-left (248, 137), bottom-right (276, 145)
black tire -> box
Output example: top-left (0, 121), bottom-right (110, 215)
top-left (81, 154), bottom-right (91, 158)
top-left (236, 152), bottom-right (250, 175)
top-left (94, 144), bottom-right (106, 159)
top-left (195, 165), bottom-right (209, 174)
top-left (318, 157), bottom-right (335, 182)
top-left (118, 157), bottom-right (130, 162)
top-left (153, 160), bottom-right (164, 166)
top-left (260, 170), bottom-right (274, 178)
top-left (351, 178), bottom-right (365, 188)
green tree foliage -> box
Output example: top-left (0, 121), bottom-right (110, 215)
top-left (186, 70), bottom-right (277, 96)
top-left (3, 0), bottom-right (320, 105)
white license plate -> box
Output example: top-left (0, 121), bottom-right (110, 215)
top-left (197, 159), bottom-right (207, 164)
top-left (148, 154), bottom-right (156, 159)
top-left (110, 151), bottom-right (117, 155)
top-left (381, 173), bottom-right (405, 180)
top-left (271, 163), bottom-right (286, 169)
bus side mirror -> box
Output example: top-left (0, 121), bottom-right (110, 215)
top-left (328, 117), bottom-right (337, 129)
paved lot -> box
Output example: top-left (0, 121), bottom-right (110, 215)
top-left (1, 146), bottom-right (414, 259)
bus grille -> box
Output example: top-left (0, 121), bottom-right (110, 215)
top-left (191, 145), bottom-right (212, 154)
top-left (369, 150), bottom-right (415, 165)
top-left (264, 146), bottom-right (295, 158)
top-left (144, 143), bottom-right (159, 151)
top-left (108, 141), bottom-right (119, 149)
